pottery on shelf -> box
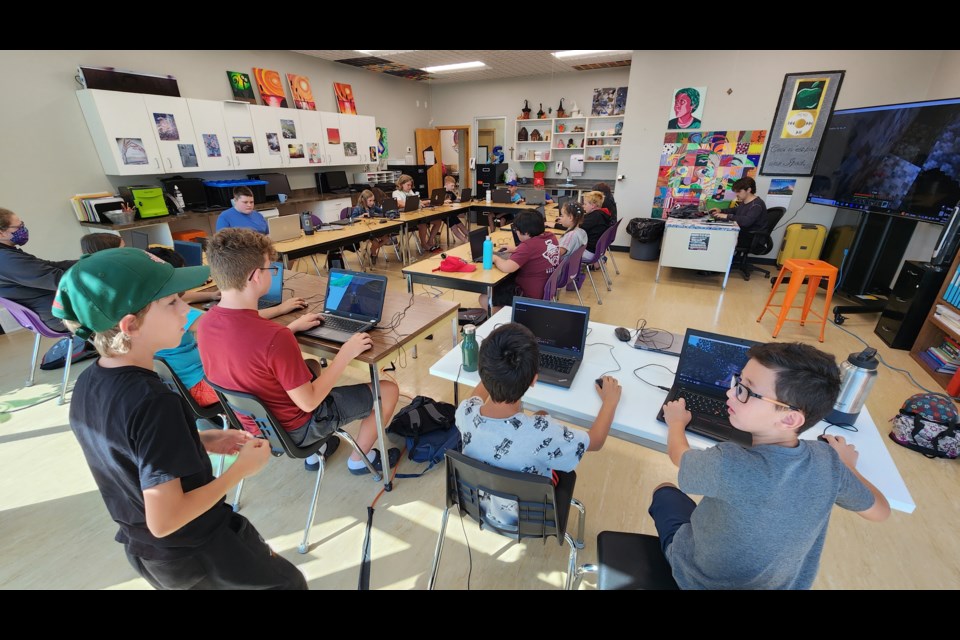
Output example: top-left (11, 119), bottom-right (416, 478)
top-left (556, 98), bottom-right (566, 119)
top-left (569, 101), bottom-right (581, 117)
top-left (537, 103), bottom-right (546, 119)
top-left (521, 99), bottom-right (531, 120)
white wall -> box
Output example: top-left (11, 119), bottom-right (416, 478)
top-left (0, 50), bottom-right (431, 260)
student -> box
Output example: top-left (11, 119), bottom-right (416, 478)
top-left (456, 323), bottom-right (621, 524)
top-left (654, 342), bottom-right (890, 590)
top-left (710, 176), bottom-right (767, 244)
top-left (350, 189), bottom-right (388, 263)
top-left (592, 182), bottom-right (617, 223)
top-left (80, 233), bottom-right (123, 254)
top-left (53, 248), bottom-right (305, 590)
top-left (479, 209), bottom-right (560, 313)
top-left (198, 228), bottom-right (401, 474)
top-left (215, 186), bottom-right (268, 234)
top-left (505, 180), bottom-right (523, 204)
top-left (557, 201), bottom-right (587, 258)
top-left (580, 191), bottom-right (613, 262)
top-left (394, 174), bottom-right (440, 252)
top-left (441, 175), bottom-right (469, 244)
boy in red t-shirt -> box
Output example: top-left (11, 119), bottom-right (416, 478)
top-left (198, 229), bottom-right (400, 475)
top-left (480, 209), bottom-right (561, 313)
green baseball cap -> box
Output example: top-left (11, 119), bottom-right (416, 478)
top-left (53, 248), bottom-right (210, 339)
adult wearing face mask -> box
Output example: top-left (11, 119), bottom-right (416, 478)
top-left (0, 207), bottom-right (77, 331)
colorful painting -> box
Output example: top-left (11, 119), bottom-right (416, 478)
top-left (668, 87), bottom-right (707, 130)
top-left (326, 128), bottom-right (340, 145)
top-left (369, 146), bottom-right (378, 162)
top-left (202, 134), bottom-right (221, 157)
top-left (614, 87), bottom-right (628, 115)
top-left (307, 142), bottom-right (321, 164)
top-left (116, 138), bottom-right (148, 165)
top-left (652, 129), bottom-right (767, 219)
top-left (334, 82), bottom-right (357, 115)
top-left (177, 144), bottom-right (198, 167)
top-left (227, 71), bottom-right (256, 104)
top-left (233, 136), bottom-right (254, 154)
top-left (288, 143), bottom-right (304, 159)
top-left (591, 88), bottom-right (616, 116)
top-left (153, 113), bottom-right (179, 141)
top-left (253, 67), bottom-right (287, 108)
top-left (376, 127), bottom-right (388, 158)
top-left (281, 120), bottom-right (296, 139)
top-left (343, 142), bottom-right (357, 157)
top-left (266, 133), bottom-right (280, 155)
top-left (287, 73), bottom-right (316, 111)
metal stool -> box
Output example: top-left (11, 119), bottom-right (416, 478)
top-left (757, 259), bottom-right (838, 342)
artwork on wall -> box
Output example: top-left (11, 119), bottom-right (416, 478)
top-left (226, 71), bottom-right (256, 104)
top-left (116, 138), bottom-right (148, 165)
top-left (177, 144), bottom-right (198, 167)
top-left (307, 142), bottom-right (321, 164)
top-left (766, 178), bottom-right (797, 211)
top-left (202, 134), bottom-right (221, 157)
top-left (326, 128), bottom-right (340, 145)
top-left (281, 120), bottom-right (296, 139)
top-left (614, 87), bottom-right (628, 115)
top-left (334, 82), bottom-right (357, 115)
top-left (369, 146), bottom-right (378, 162)
top-left (376, 127), bottom-right (388, 158)
top-left (287, 74), bottom-right (316, 111)
top-left (253, 67), bottom-right (288, 108)
top-left (668, 87), bottom-right (706, 130)
top-left (652, 129), bottom-right (767, 219)
top-left (591, 88), bottom-right (616, 116)
top-left (760, 70), bottom-right (845, 176)
top-left (153, 113), bottom-right (179, 141)
top-left (344, 142), bottom-right (358, 157)
top-left (266, 133), bottom-right (280, 155)
top-left (288, 143), bottom-right (304, 159)
top-left (233, 136), bottom-right (254, 154)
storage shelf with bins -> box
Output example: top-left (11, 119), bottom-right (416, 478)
top-left (909, 249), bottom-right (960, 390)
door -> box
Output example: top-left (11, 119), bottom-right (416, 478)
top-left (436, 126), bottom-right (471, 194)
top-left (415, 128), bottom-right (443, 194)
top-left (142, 95), bottom-right (203, 173)
top-left (186, 99), bottom-right (233, 171)
top-left (221, 102), bottom-right (261, 170)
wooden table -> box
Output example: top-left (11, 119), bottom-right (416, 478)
top-left (271, 218), bottom-right (406, 274)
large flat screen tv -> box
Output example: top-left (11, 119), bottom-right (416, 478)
top-left (807, 97), bottom-right (960, 225)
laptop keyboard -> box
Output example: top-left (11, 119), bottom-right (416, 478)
top-left (539, 353), bottom-right (576, 374)
top-left (258, 299), bottom-right (279, 310)
top-left (677, 390), bottom-right (728, 418)
top-left (320, 314), bottom-right (369, 333)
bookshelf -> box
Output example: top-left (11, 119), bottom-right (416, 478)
top-left (909, 249), bottom-right (960, 390)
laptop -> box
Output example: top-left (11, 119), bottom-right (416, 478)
top-left (655, 329), bottom-right (759, 446)
top-left (523, 189), bottom-right (546, 205)
top-left (491, 189), bottom-right (512, 204)
top-left (381, 198), bottom-right (399, 214)
top-left (258, 262), bottom-right (285, 310)
top-left (173, 240), bottom-right (203, 267)
top-left (633, 330), bottom-right (683, 357)
top-left (303, 269), bottom-right (388, 343)
top-left (512, 297), bottom-right (590, 388)
top-left (429, 188), bottom-right (446, 207)
top-left (403, 195), bottom-right (421, 212)
top-left (130, 230), bottom-right (149, 250)
top-left (268, 214), bottom-right (302, 242)
top-left (468, 227), bottom-right (509, 263)
top-left (459, 188), bottom-right (472, 202)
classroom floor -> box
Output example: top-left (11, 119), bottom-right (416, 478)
top-left (2, 244), bottom-right (959, 590)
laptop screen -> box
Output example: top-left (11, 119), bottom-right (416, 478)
top-left (173, 240), bottom-right (203, 267)
top-left (323, 269), bottom-right (387, 322)
top-left (468, 227), bottom-right (488, 261)
top-left (130, 230), bottom-right (149, 250)
top-left (261, 262), bottom-right (284, 303)
top-left (512, 297), bottom-right (590, 356)
top-left (676, 330), bottom-right (757, 393)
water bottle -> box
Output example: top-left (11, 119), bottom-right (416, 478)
top-left (827, 348), bottom-right (879, 424)
top-left (485, 189), bottom-right (492, 204)
top-left (482, 235), bottom-right (494, 270)
top-left (173, 185), bottom-right (185, 211)
top-left (462, 324), bottom-right (479, 372)
top-left (301, 211), bottom-right (315, 235)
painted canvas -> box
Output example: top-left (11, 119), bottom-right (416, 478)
top-left (307, 142), bottom-right (321, 164)
top-left (117, 138), bottom-right (148, 165)
top-left (652, 129), bottom-right (767, 218)
top-left (668, 87), bottom-right (707, 130)
top-left (326, 128), bottom-right (340, 145)
top-left (226, 71), bottom-right (256, 104)
top-left (153, 113), bottom-right (179, 141)
top-left (233, 137), bottom-right (254, 154)
top-left (287, 73), bottom-right (316, 111)
top-left (202, 134), bottom-right (221, 157)
top-left (591, 88), bottom-right (616, 116)
top-left (344, 142), bottom-right (358, 157)
top-left (253, 68), bottom-right (288, 108)
top-left (376, 127), bottom-right (388, 158)
top-left (334, 82), bottom-right (357, 115)
top-left (614, 87), bottom-right (628, 115)
top-left (369, 146), bottom-right (378, 162)
top-left (178, 144), bottom-right (198, 167)
top-left (266, 133), bottom-right (280, 155)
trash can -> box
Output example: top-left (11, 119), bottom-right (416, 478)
top-left (627, 217), bottom-right (665, 261)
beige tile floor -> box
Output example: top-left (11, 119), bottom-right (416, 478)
top-left (1, 248), bottom-right (959, 589)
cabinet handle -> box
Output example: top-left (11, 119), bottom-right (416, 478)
top-left (154, 157), bottom-right (160, 169)
top-left (226, 156), bottom-right (232, 166)
top-left (166, 158), bottom-right (172, 169)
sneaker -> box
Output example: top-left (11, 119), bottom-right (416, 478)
top-left (348, 447), bottom-right (401, 475)
top-left (304, 437), bottom-right (341, 471)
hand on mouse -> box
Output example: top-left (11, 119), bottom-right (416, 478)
top-left (819, 434), bottom-right (859, 469)
top-left (276, 297), bottom-right (307, 315)
top-left (595, 375), bottom-right (621, 405)
top-left (287, 312), bottom-right (323, 334)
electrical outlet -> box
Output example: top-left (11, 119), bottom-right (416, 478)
top-left (407, 146), bottom-right (412, 153)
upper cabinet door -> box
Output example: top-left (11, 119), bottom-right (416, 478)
top-left (77, 89), bottom-right (163, 176)
top-left (338, 114), bottom-right (377, 165)
top-left (249, 105), bottom-right (294, 169)
top-left (185, 99), bottom-right (233, 171)
top-left (142, 95), bottom-right (204, 173)
top-left (296, 110), bottom-right (327, 168)
top-left (320, 111), bottom-right (347, 165)
top-left (221, 102), bottom-right (262, 171)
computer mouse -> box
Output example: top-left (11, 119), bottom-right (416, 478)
top-left (614, 327), bottom-right (632, 342)
top-left (595, 378), bottom-right (604, 389)
top-left (379, 219), bottom-right (387, 224)
top-left (817, 435), bottom-right (829, 443)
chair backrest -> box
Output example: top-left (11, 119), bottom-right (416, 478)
top-left (745, 206), bottom-right (787, 255)
top-left (443, 451), bottom-right (565, 544)
top-left (542, 259), bottom-right (565, 302)
top-left (763, 206), bottom-right (787, 232)
top-left (0, 296), bottom-right (68, 339)
top-left (309, 213), bottom-right (323, 228)
top-left (205, 379), bottom-right (297, 459)
top-left (587, 221), bottom-right (619, 263)
top-left (340, 206), bottom-right (352, 220)
top-left (154, 356), bottom-right (225, 422)
top-left (564, 244), bottom-right (588, 285)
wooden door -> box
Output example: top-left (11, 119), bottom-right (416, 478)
top-left (415, 128), bottom-right (442, 194)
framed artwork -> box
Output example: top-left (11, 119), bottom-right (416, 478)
top-left (288, 143), bottom-right (304, 159)
top-left (153, 113), bottom-right (179, 140)
top-left (376, 127), bottom-right (388, 158)
top-left (344, 142), bottom-right (358, 157)
top-left (266, 133), bottom-right (280, 155)
top-left (253, 67), bottom-right (288, 108)
top-left (326, 128), bottom-right (340, 145)
top-left (287, 73), bottom-right (316, 111)
top-left (226, 71), bottom-right (256, 104)
top-left (334, 82), bottom-right (357, 115)
top-left (614, 87), bottom-right (628, 115)
top-left (668, 87), bottom-right (706, 130)
top-left (369, 146), bottom-right (378, 162)
top-left (233, 136), bottom-right (254, 154)
top-left (281, 120), bottom-right (296, 139)
top-left (116, 138), bottom-right (148, 165)
top-left (760, 70), bottom-right (845, 176)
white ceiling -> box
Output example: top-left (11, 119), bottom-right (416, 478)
top-left (293, 50), bottom-right (632, 84)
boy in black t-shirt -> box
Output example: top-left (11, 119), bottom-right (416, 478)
top-left (53, 248), bottom-right (305, 590)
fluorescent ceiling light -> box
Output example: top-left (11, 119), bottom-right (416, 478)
top-left (552, 50), bottom-right (626, 59)
top-left (422, 61), bottom-right (486, 73)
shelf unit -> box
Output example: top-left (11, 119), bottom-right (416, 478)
top-left (909, 249), bottom-right (960, 390)
top-left (514, 114), bottom-right (623, 163)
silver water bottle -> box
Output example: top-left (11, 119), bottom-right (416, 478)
top-left (827, 348), bottom-right (879, 425)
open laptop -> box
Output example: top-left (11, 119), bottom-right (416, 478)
top-left (459, 188), bottom-right (472, 202)
top-left (268, 214), bottom-right (302, 242)
top-left (633, 329), bottom-right (683, 357)
top-left (511, 297), bottom-right (590, 389)
top-left (173, 240), bottom-right (203, 267)
top-left (130, 230), bottom-right (150, 250)
top-left (258, 262), bottom-right (285, 310)
top-left (523, 189), bottom-right (546, 205)
top-left (468, 227), bottom-right (510, 263)
top-left (303, 269), bottom-right (388, 343)
top-left (656, 329), bottom-right (759, 445)
top-left (429, 188), bottom-right (446, 207)
top-left (403, 195), bottom-right (421, 212)
top-left (381, 198), bottom-right (399, 214)
top-left (491, 189), bottom-right (512, 204)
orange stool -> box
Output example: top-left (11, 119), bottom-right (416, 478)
top-left (757, 259), bottom-right (838, 342)
top-left (172, 229), bottom-right (207, 242)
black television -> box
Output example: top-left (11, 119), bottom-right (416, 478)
top-left (316, 170), bottom-right (349, 194)
top-left (808, 97), bottom-right (960, 225)
top-left (248, 173), bottom-right (291, 201)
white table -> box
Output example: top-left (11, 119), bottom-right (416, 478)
top-left (656, 218), bottom-right (740, 289)
top-left (429, 308), bottom-right (915, 513)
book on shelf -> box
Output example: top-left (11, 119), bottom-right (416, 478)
top-left (947, 367), bottom-right (960, 397)
top-left (69, 192), bottom-right (114, 222)
top-left (945, 268), bottom-right (960, 306)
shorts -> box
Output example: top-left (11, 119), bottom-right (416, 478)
top-left (491, 276), bottom-right (522, 308)
top-left (287, 383), bottom-right (374, 448)
top-left (189, 379), bottom-right (220, 408)
top-left (648, 485), bottom-right (697, 555)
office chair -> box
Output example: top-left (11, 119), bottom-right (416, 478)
top-left (428, 451), bottom-right (586, 590)
top-left (0, 297), bottom-right (76, 405)
top-left (575, 531), bottom-right (679, 590)
top-left (733, 206), bottom-right (786, 281)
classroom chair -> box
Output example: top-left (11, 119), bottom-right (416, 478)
top-left (339, 207), bottom-right (368, 271)
top-left (542, 256), bottom-right (570, 302)
top-left (606, 219), bottom-right (623, 276)
top-left (581, 224), bottom-right (618, 304)
top-left (428, 451), bottom-right (586, 590)
top-left (732, 207), bottom-right (786, 281)
top-left (562, 244), bottom-right (587, 305)
top-left (575, 531), bottom-right (679, 590)
top-left (0, 296), bottom-right (75, 405)
top-left (757, 258), bottom-right (838, 342)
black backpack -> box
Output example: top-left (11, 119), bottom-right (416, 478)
top-left (387, 396), bottom-right (461, 475)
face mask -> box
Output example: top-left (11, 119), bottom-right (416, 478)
top-left (9, 225), bottom-right (28, 246)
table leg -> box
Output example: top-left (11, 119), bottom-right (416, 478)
top-left (369, 363), bottom-right (390, 491)
top-left (487, 284), bottom-right (494, 318)
top-left (310, 254), bottom-right (324, 277)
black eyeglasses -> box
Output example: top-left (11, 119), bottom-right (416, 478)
top-left (248, 265), bottom-right (280, 281)
top-left (730, 373), bottom-right (799, 411)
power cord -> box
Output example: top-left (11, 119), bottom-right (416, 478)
top-left (632, 363), bottom-right (675, 391)
top-left (632, 318), bottom-right (677, 353)
top-left (585, 342), bottom-right (621, 378)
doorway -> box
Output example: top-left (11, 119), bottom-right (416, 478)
top-left (474, 116), bottom-right (505, 167)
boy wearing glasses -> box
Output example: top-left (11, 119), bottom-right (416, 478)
top-left (653, 342), bottom-right (890, 589)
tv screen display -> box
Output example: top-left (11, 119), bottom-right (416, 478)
top-left (317, 170), bottom-right (349, 193)
top-left (249, 173), bottom-right (291, 200)
top-left (808, 97), bottom-right (960, 225)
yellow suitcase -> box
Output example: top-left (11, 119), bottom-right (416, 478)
top-left (777, 223), bottom-right (827, 267)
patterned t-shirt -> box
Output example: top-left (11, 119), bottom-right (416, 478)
top-left (456, 396), bottom-right (589, 477)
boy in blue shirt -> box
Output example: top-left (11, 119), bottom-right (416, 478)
top-left (654, 341), bottom-right (890, 589)
top-left (216, 186), bottom-right (268, 234)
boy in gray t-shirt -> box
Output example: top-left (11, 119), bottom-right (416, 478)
top-left (652, 342), bottom-right (890, 589)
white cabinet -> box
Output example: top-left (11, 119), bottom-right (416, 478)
top-left (338, 114), bottom-right (377, 164)
top-left (77, 89), bottom-right (163, 175)
top-left (248, 105), bottom-right (290, 169)
top-left (221, 102), bottom-right (261, 171)
top-left (317, 197), bottom-right (353, 223)
top-left (186, 99), bottom-right (233, 171)
top-left (296, 110), bottom-right (328, 167)
top-left (141, 95), bottom-right (204, 173)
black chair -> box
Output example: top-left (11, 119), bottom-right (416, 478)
top-left (732, 206), bottom-right (786, 281)
top-left (206, 380), bottom-right (378, 554)
top-left (428, 451), bottom-right (586, 590)
top-left (575, 531), bottom-right (679, 590)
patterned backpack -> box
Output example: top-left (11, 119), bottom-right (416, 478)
top-left (889, 393), bottom-right (960, 459)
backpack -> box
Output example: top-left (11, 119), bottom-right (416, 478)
top-left (889, 393), bottom-right (960, 459)
top-left (387, 395), bottom-right (462, 476)
top-left (40, 336), bottom-right (98, 371)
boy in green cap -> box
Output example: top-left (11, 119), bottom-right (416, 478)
top-left (54, 248), bottom-right (306, 590)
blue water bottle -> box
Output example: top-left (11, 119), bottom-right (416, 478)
top-left (482, 235), bottom-right (494, 270)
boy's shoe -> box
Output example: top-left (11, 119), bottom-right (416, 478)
top-left (304, 437), bottom-right (341, 471)
top-left (348, 447), bottom-right (401, 475)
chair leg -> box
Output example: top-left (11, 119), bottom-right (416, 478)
top-left (586, 268), bottom-right (603, 304)
top-left (215, 413), bottom-right (230, 477)
top-left (58, 338), bottom-right (73, 405)
top-left (335, 429), bottom-right (379, 476)
top-left (231, 479), bottom-right (244, 512)
top-left (392, 236), bottom-right (402, 261)
top-left (564, 532), bottom-right (580, 590)
top-left (299, 455), bottom-right (325, 554)
top-left (570, 278), bottom-right (584, 305)
top-left (608, 251), bottom-right (620, 275)
top-left (26, 333), bottom-right (41, 387)
top-left (428, 507), bottom-right (451, 590)
top-left (599, 258), bottom-right (612, 290)
top-left (574, 563), bottom-right (597, 590)
top-left (571, 498), bottom-right (586, 549)
top-left (310, 254), bottom-right (324, 277)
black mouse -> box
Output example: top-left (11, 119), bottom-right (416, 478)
top-left (614, 327), bottom-right (632, 342)
top-left (817, 435), bottom-right (829, 443)
top-left (595, 378), bottom-right (604, 389)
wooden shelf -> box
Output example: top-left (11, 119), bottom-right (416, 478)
top-left (909, 352), bottom-right (953, 387)
top-left (909, 249), bottom-right (960, 391)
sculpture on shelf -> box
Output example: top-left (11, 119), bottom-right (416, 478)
top-left (537, 103), bottom-right (546, 119)
top-left (569, 101), bottom-right (581, 117)
top-left (517, 126), bottom-right (529, 141)
top-left (556, 98), bottom-right (566, 118)
top-left (567, 138), bottom-right (575, 148)
top-left (557, 122), bottom-right (566, 133)
top-left (520, 100), bottom-right (531, 120)
top-left (530, 129), bottom-right (542, 141)
top-left (615, 121), bottom-right (623, 135)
